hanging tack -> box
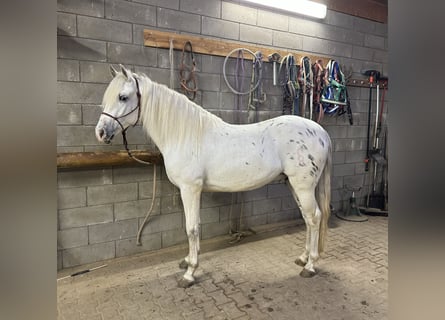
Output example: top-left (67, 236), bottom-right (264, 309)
top-left (169, 38), bottom-right (174, 89)
top-left (268, 52), bottom-right (281, 86)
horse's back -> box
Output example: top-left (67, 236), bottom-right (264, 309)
top-left (186, 115), bottom-right (330, 192)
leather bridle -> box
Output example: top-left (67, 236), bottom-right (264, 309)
top-left (100, 77), bottom-right (150, 164)
top-left (179, 41), bottom-right (198, 100)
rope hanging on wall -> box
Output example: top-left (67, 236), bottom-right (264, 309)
top-left (233, 49), bottom-right (245, 124)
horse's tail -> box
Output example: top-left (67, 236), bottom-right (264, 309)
top-left (316, 144), bottom-right (332, 253)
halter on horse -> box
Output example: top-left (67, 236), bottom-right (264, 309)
top-left (96, 65), bottom-right (332, 288)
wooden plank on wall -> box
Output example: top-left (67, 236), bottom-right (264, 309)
top-left (57, 151), bottom-right (163, 169)
top-left (143, 29), bottom-right (332, 66)
top-left (322, 0), bottom-right (387, 23)
top-left (143, 29), bottom-right (388, 88)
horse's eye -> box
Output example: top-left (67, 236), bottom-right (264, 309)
top-left (119, 94), bottom-right (128, 102)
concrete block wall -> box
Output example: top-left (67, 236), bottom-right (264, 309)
top-left (57, 0), bottom-right (388, 269)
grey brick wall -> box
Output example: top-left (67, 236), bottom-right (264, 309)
top-left (57, 0), bottom-right (388, 269)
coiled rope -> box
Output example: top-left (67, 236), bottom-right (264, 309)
top-left (223, 47), bottom-right (262, 95)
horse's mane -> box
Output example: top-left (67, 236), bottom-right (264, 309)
top-left (138, 74), bottom-right (223, 154)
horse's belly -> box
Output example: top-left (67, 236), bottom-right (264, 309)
top-left (202, 158), bottom-right (282, 192)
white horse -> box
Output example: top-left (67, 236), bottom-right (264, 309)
top-left (95, 65), bottom-right (332, 287)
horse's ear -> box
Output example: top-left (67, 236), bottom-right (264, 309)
top-left (119, 64), bottom-right (130, 79)
top-left (110, 65), bottom-right (118, 77)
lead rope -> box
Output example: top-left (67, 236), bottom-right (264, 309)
top-left (228, 193), bottom-right (246, 244)
top-left (136, 164), bottom-right (157, 245)
top-left (247, 51), bottom-right (265, 123)
top-left (102, 76), bottom-right (159, 246)
top-left (234, 49), bottom-right (245, 124)
top-left (228, 193), bottom-right (236, 240)
top-left (120, 79), bottom-right (156, 245)
top-left (121, 129), bottom-right (158, 246)
top-left (229, 50), bottom-right (245, 242)
top-left (222, 48), bottom-right (263, 243)
top-left (232, 52), bottom-right (264, 242)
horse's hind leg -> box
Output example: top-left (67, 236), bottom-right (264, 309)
top-left (288, 178), bottom-right (321, 277)
top-left (178, 185), bottom-right (201, 288)
top-left (295, 218), bottom-right (310, 267)
top-left (290, 185), bottom-right (310, 267)
top-left (179, 258), bottom-right (189, 269)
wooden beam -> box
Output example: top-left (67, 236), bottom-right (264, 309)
top-left (144, 29), bottom-right (388, 88)
top-left (143, 29), bottom-right (332, 66)
top-left (57, 151), bottom-right (163, 169)
top-left (322, 0), bottom-right (387, 23)
top-left (346, 78), bottom-right (388, 88)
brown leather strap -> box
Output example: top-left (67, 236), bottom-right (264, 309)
top-left (179, 41), bottom-right (198, 100)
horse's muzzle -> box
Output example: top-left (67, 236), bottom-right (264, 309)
top-left (103, 134), bottom-right (114, 144)
top-left (96, 126), bottom-right (114, 144)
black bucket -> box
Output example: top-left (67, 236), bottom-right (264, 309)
top-left (368, 193), bottom-right (385, 210)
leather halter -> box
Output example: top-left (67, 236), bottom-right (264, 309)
top-left (100, 77), bottom-right (150, 164)
top-left (101, 77), bottom-right (142, 131)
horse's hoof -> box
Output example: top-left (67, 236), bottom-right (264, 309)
top-left (295, 258), bottom-right (306, 267)
top-left (179, 259), bottom-right (188, 270)
top-left (178, 278), bottom-right (194, 288)
top-left (300, 268), bottom-right (316, 278)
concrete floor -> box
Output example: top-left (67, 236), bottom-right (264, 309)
top-left (57, 215), bottom-right (388, 319)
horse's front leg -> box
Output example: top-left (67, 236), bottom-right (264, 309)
top-left (178, 185), bottom-right (201, 288)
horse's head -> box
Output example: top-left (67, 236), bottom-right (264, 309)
top-left (95, 64), bottom-right (141, 144)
